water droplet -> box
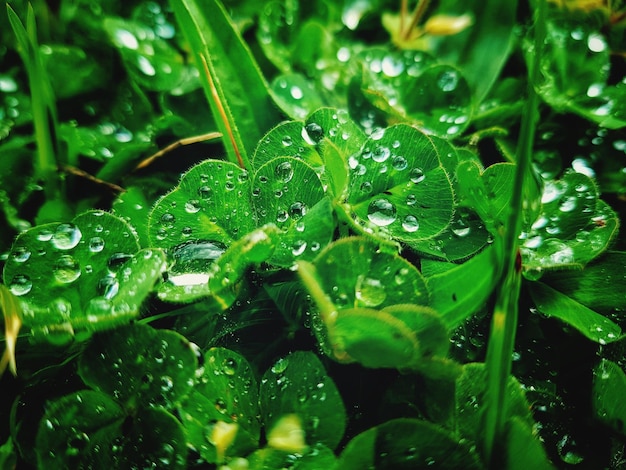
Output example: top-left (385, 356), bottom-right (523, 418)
top-left (303, 123), bottom-right (323, 144)
top-left (367, 199), bottom-right (397, 226)
top-left (438, 70), bottom-right (459, 92)
top-left (160, 213), bottom-right (176, 228)
top-left (360, 181), bottom-right (373, 194)
top-left (198, 185), bottom-right (212, 199)
top-left (402, 215), bottom-right (419, 232)
top-left (271, 357), bottom-right (289, 374)
top-left (52, 224), bottom-right (82, 250)
top-left (290, 86), bottom-right (303, 100)
top-left (222, 358), bottom-right (237, 375)
top-left (451, 218), bottom-right (471, 237)
top-left (372, 146), bottom-right (391, 162)
top-left (185, 200), bottom-right (201, 213)
top-left (276, 209), bottom-right (289, 223)
top-left (409, 168), bottom-right (425, 184)
top-left (99, 275), bottom-right (120, 300)
top-left (392, 156), bottom-right (408, 171)
top-left (54, 255), bottom-right (81, 283)
top-left (11, 246), bottom-right (31, 263)
top-left (9, 274), bottom-right (32, 296)
top-left (355, 275), bottom-right (387, 307)
top-left (282, 136), bottom-right (293, 147)
top-left (381, 55), bottom-right (404, 77)
top-left (89, 237), bottom-right (105, 253)
top-left (291, 240), bottom-right (307, 256)
top-left (288, 202), bottom-right (307, 219)
top-left (406, 194), bottom-right (417, 206)
top-left (275, 161), bottom-right (294, 183)
top-left (37, 229), bottom-right (53, 242)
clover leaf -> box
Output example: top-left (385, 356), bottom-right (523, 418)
top-left (3, 210), bottom-right (165, 343)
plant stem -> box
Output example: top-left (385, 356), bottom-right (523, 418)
top-left (482, 0), bottom-right (546, 466)
top-left (403, 0), bottom-right (430, 40)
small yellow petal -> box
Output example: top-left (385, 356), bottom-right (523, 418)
top-left (267, 414), bottom-right (307, 453)
top-left (424, 14), bottom-right (474, 36)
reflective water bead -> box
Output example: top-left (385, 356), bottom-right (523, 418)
top-left (275, 161), bottom-right (294, 183)
top-left (367, 199), bottom-right (397, 226)
top-left (52, 224), bottom-right (82, 250)
top-left (401, 215), bottom-right (419, 232)
top-left (185, 199), bottom-right (202, 213)
top-left (9, 274), bottom-right (32, 296)
top-left (409, 168), bottom-right (426, 184)
top-left (54, 255), bottom-right (82, 283)
top-left (88, 237), bottom-right (105, 253)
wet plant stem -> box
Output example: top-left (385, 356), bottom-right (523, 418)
top-left (482, 0), bottom-right (546, 466)
top-left (403, 0), bottom-right (430, 40)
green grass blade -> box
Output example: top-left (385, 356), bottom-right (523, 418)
top-left (7, 4), bottom-right (61, 198)
top-left (482, 0), bottom-right (547, 466)
top-left (169, 0), bottom-right (282, 169)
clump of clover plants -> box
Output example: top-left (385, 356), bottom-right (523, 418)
top-left (1, 0), bottom-right (626, 469)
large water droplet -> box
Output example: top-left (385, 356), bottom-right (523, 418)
top-left (275, 161), bottom-right (294, 183)
top-left (185, 199), bottom-right (201, 214)
top-left (54, 255), bottom-right (81, 283)
top-left (367, 199), bottom-right (397, 226)
top-left (372, 146), bottom-right (391, 162)
top-left (11, 246), bottom-right (31, 263)
top-left (9, 274), bottom-right (32, 296)
top-left (52, 224), bottom-right (82, 250)
top-left (355, 275), bottom-right (387, 307)
top-left (402, 215), bottom-right (419, 233)
top-left (89, 237), bottom-right (105, 253)
top-left (303, 123), bottom-right (323, 144)
top-left (410, 168), bottom-right (425, 184)
top-left (438, 70), bottom-right (459, 92)
top-left (99, 275), bottom-right (120, 300)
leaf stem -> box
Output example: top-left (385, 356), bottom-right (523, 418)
top-left (482, 0), bottom-right (546, 466)
top-left (403, 0), bottom-right (430, 40)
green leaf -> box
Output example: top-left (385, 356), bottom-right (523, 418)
top-left (180, 347), bottom-right (260, 463)
top-left (521, 170), bottom-right (619, 276)
top-left (428, 0), bottom-right (519, 103)
top-left (208, 224), bottom-right (281, 309)
top-left (455, 363), bottom-right (535, 453)
top-left (35, 390), bottom-right (125, 469)
top-left (504, 417), bottom-right (554, 470)
top-left (37, 391), bottom-right (187, 469)
top-left (311, 237), bottom-right (429, 310)
top-left (260, 351), bottom-right (346, 450)
top-left (104, 17), bottom-right (188, 92)
top-left (253, 157), bottom-right (329, 266)
top-left (541, 251), bottom-right (626, 315)
top-left (271, 73), bottom-right (326, 120)
top-left (0, 437), bottom-right (16, 470)
top-left (355, 48), bottom-right (472, 137)
top-left (148, 159), bottom-right (253, 301)
top-left (3, 211), bottom-right (165, 342)
top-left (78, 323), bottom-right (198, 408)
top-left (529, 282), bottom-right (621, 344)
top-left (345, 124), bottom-right (455, 243)
top-left (248, 443), bottom-right (337, 469)
top-left (331, 304), bottom-right (453, 373)
top-left (531, 15), bottom-right (626, 128)
top-left (592, 359), bottom-right (626, 436)
top-left (424, 243), bottom-right (502, 330)
top-left (170, 0), bottom-right (282, 167)
top-left (338, 418), bottom-right (483, 469)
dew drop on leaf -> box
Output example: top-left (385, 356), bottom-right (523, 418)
top-left (160, 213), bottom-right (176, 228)
top-left (198, 185), bottom-right (212, 199)
top-left (54, 255), bottom-right (82, 283)
top-left (185, 199), bottom-right (202, 213)
top-left (367, 198), bottom-right (397, 226)
top-left (406, 194), bottom-right (417, 206)
top-left (291, 240), bottom-right (307, 256)
top-left (451, 218), bottom-right (471, 237)
top-left (409, 168), bottom-right (426, 184)
top-left (89, 236), bottom-right (105, 253)
top-left (11, 246), bottom-right (31, 263)
top-left (37, 229), bottom-right (53, 242)
top-left (303, 122), bottom-right (323, 144)
top-left (276, 209), bottom-right (289, 223)
top-left (288, 201), bottom-right (307, 219)
top-left (372, 146), bottom-right (391, 162)
top-left (222, 358), bottom-right (237, 375)
top-left (355, 275), bottom-right (387, 307)
top-left (275, 161), bottom-right (294, 183)
top-left (392, 155), bottom-right (408, 171)
top-left (9, 274), bottom-right (32, 296)
top-left (52, 223), bottom-right (82, 250)
top-left (401, 215), bottom-right (419, 233)
top-left (98, 275), bottom-right (120, 300)
top-left (437, 69), bottom-right (459, 92)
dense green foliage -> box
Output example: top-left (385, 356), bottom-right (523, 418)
top-left (1, 0), bottom-right (626, 468)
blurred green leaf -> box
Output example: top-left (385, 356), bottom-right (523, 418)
top-left (338, 418), bottom-right (483, 469)
top-left (592, 359), bottom-right (626, 436)
top-left (529, 281), bottom-right (621, 344)
top-left (78, 323), bottom-right (198, 408)
top-left (260, 351), bottom-right (346, 450)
